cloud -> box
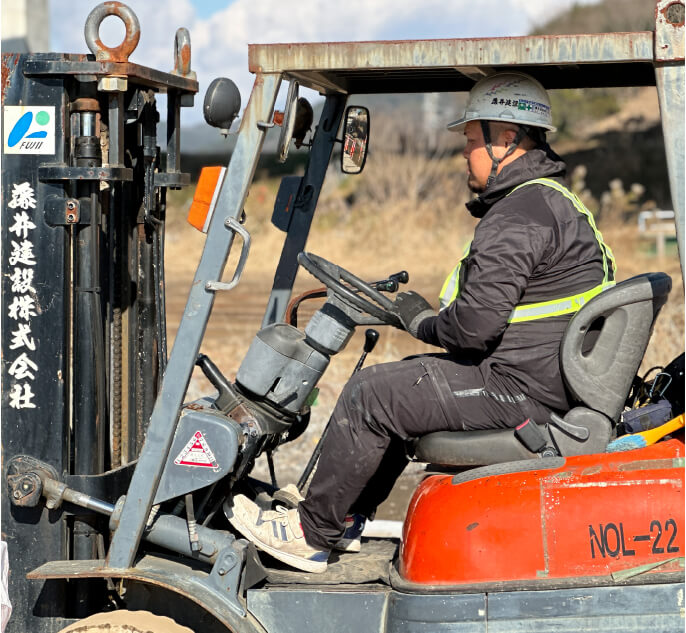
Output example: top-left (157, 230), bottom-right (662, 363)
top-left (50, 0), bottom-right (598, 125)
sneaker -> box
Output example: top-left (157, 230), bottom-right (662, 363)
top-left (333, 514), bottom-right (366, 553)
top-left (272, 483), bottom-right (305, 508)
top-left (228, 494), bottom-right (329, 573)
top-left (271, 486), bottom-right (365, 553)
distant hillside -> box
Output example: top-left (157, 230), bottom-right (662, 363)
top-left (535, 0), bottom-right (668, 207)
top-left (532, 0), bottom-right (654, 35)
top-left (537, 0), bottom-right (658, 138)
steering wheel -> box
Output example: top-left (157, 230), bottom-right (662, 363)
top-left (297, 252), bottom-right (401, 326)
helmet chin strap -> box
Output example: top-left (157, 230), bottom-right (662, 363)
top-left (480, 120), bottom-right (528, 189)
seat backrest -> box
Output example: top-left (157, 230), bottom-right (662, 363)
top-left (561, 272), bottom-right (672, 422)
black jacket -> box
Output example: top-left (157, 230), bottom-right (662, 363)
top-left (417, 146), bottom-right (611, 412)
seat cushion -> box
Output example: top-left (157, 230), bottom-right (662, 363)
top-left (413, 427), bottom-right (539, 467)
top-left (414, 408), bottom-right (613, 467)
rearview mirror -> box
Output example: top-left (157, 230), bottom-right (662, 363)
top-left (277, 82), bottom-right (314, 162)
top-left (203, 77), bottom-right (241, 136)
top-left (277, 80), bottom-right (299, 163)
top-left (341, 106), bottom-right (369, 174)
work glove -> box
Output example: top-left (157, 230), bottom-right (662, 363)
top-left (394, 291), bottom-right (437, 337)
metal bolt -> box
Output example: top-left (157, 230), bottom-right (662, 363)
top-left (98, 76), bottom-right (128, 92)
top-left (21, 482), bottom-right (31, 491)
top-left (217, 567), bottom-right (227, 576)
top-left (66, 200), bottom-right (78, 224)
top-left (13, 490), bottom-right (22, 499)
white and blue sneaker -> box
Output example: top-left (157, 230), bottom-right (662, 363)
top-left (333, 514), bottom-right (366, 553)
top-left (228, 494), bottom-right (330, 573)
top-left (271, 485), bottom-right (366, 553)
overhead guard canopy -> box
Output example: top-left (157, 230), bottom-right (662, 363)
top-left (248, 32), bottom-right (659, 95)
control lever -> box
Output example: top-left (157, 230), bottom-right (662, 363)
top-left (549, 412), bottom-right (590, 440)
top-left (297, 329), bottom-right (380, 491)
top-left (390, 270), bottom-right (409, 285)
top-left (196, 354), bottom-right (240, 411)
top-left (372, 270), bottom-right (409, 293)
top-left (353, 329), bottom-right (380, 373)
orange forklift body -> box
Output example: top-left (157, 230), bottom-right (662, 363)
top-left (401, 439), bottom-right (685, 585)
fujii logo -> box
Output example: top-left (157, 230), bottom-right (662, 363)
top-left (3, 106), bottom-right (55, 155)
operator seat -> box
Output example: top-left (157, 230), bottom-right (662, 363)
top-left (413, 272), bottom-right (672, 467)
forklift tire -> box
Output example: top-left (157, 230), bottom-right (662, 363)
top-left (57, 610), bottom-right (195, 633)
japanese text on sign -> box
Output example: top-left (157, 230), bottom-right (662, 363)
top-left (5, 181), bottom-right (39, 409)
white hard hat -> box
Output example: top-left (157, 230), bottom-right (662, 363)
top-left (448, 72), bottom-right (556, 133)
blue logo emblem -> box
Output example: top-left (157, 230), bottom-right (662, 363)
top-left (8, 111), bottom-right (50, 148)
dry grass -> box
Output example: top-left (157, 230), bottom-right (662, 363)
top-left (599, 223), bottom-right (684, 373)
top-left (164, 155), bottom-right (684, 484)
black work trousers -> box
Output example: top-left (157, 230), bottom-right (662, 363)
top-left (298, 354), bottom-right (552, 550)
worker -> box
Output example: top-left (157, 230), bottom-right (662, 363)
top-left (229, 72), bottom-right (616, 573)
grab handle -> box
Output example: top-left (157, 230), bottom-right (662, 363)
top-left (205, 217), bottom-right (251, 292)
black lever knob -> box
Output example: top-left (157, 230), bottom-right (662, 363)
top-left (390, 271), bottom-right (409, 285)
top-left (364, 329), bottom-right (380, 353)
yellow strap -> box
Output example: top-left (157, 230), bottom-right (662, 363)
top-left (507, 281), bottom-right (615, 323)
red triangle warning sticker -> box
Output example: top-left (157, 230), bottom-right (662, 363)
top-left (174, 431), bottom-right (218, 468)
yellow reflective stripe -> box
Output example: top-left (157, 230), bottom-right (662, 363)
top-left (439, 263), bottom-right (460, 310)
top-left (439, 241), bottom-right (471, 310)
top-left (508, 281), bottom-right (615, 323)
top-left (509, 178), bottom-right (616, 283)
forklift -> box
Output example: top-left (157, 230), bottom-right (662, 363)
top-left (2, 2), bottom-right (684, 631)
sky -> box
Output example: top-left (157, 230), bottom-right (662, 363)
top-left (49, 0), bottom-right (598, 125)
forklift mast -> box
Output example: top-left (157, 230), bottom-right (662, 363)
top-left (1, 5), bottom-right (197, 630)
